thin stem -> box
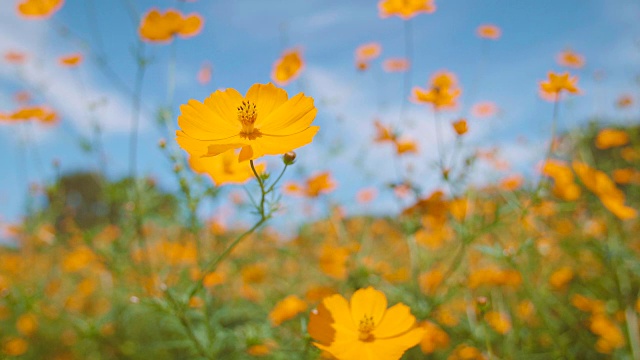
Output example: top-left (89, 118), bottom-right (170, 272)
top-left (534, 93), bottom-right (560, 195)
top-left (165, 289), bottom-right (212, 360)
top-left (399, 19), bottom-right (413, 125)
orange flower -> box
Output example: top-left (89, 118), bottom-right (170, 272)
top-left (269, 295), bottom-right (308, 326)
top-left (355, 43), bottom-right (382, 70)
top-left (188, 149), bottom-right (266, 186)
top-left (176, 83), bottom-right (319, 162)
top-left (557, 50), bottom-right (585, 69)
top-left (616, 95), bottom-right (633, 108)
top-left (319, 244), bottom-right (350, 279)
top-left (539, 72), bottom-right (580, 96)
top-left (287, 172), bottom-right (336, 198)
top-left (471, 102), bottom-right (497, 117)
top-left (2, 337), bottom-right (28, 356)
top-left (500, 174), bottom-right (523, 191)
top-left (1, 106), bottom-right (58, 124)
top-left (412, 71), bottom-right (461, 109)
top-left (356, 187), bottom-right (378, 204)
top-left (17, 0), bottom-right (63, 19)
top-left (419, 321), bottom-right (449, 354)
top-left (382, 58), bottom-right (410, 72)
top-left (573, 161), bottom-right (637, 220)
top-left (452, 119), bottom-right (468, 135)
top-left (139, 8), bottom-right (203, 43)
top-left (356, 42), bottom-right (382, 62)
top-left (4, 51), bottom-right (27, 64)
top-left (272, 48), bottom-right (304, 86)
top-left (595, 128), bottom-right (629, 150)
top-left (476, 24), bottom-right (501, 40)
top-left (58, 53), bottom-right (82, 67)
top-left (485, 311), bottom-right (511, 334)
top-left (541, 160), bottom-right (580, 201)
top-left (379, 0), bottom-right (436, 19)
top-left (197, 62), bottom-right (212, 85)
top-left (308, 287), bottom-right (425, 360)
top-left (394, 138), bottom-right (418, 155)
top-left (374, 120), bottom-right (396, 142)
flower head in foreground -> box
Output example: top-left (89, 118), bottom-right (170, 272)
top-left (139, 8), bottom-right (203, 43)
top-left (476, 24), bottom-right (501, 40)
top-left (188, 149), bottom-right (265, 186)
top-left (379, 0), bottom-right (436, 19)
top-left (272, 48), bottom-right (304, 86)
top-left (309, 287), bottom-right (424, 360)
top-left (176, 83), bottom-right (318, 162)
top-left (539, 72), bottom-right (579, 97)
top-left (17, 0), bottom-right (63, 19)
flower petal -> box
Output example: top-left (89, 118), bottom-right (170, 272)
top-left (202, 88), bottom-right (244, 130)
top-left (245, 83), bottom-right (289, 124)
top-left (349, 287), bottom-right (387, 328)
top-left (178, 99), bottom-right (240, 140)
top-left (247, 126), bottom-right (319, 161)
top-left (367, 327), bottom-right (425, 360)
top-left (258, 92), bottom-right (317, 136)
top-left (372, 303), bottom-right (416, 338)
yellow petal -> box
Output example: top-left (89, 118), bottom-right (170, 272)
top-left (245, 83), bottom-right (289, 123)
top-left (203, 88), bottom-right (245, 129)
top-left (258, 93), bottom-right (317, 135)
top-left (322, 294), bottom-right (358, 332)
top-left (178, 99), bottom-right (240, 140)
top-left (367, 327), bottom-right (425, 360)
top-left (373, 303), bottom-right (416, 338)
top-left (248, 126), bottom-right (319, 161)
top-left (308, 302), bottom-right (336, 346)
top-left (349, 287), bottom-right (387, 329)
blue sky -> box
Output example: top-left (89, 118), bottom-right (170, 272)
top-left (1, 0), bottom-right (639, 232)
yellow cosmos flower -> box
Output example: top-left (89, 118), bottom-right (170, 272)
top-left (379, 0), bottom-right (436, 19)
top-left (476, 24), bottom-right (501, 40)
top-left (595, 128), bottom-right (629, 149)
top-left (188, 149), bottom-right (265, 186)
top-left (412, 71), bottom-right (461, 109)
top-left (139, 8), bottom-right (203, 43)
top-left (176, 83), bottom-right (319, 162)
top-left (308, 287), bottom-right (425, 360)
top-left (272, 49), bottom-right (304, 86)
top-left (557, 49), bottom-right (585, 69)
top-left (17, 0), bottom-right (63, 19)
top-left (539, 72), bottom-right (579, 95)
top-left (269, 295), bottom-right (308, 326)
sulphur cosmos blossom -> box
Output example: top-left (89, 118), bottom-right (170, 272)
top-left (17, 0), bottom-right (63, 19)
top-left (539, 72), bottom-right (579, 95)
top-left (0, 106), bottom-right (58, 124)
top-left (271, 48), bottom-right (304, 86)
top-left (412, 71), bottom-right (461, 109)
top-left (594, 128), bottom-right (629, 150)
top-left (557, 50), bottom-right (585, 69)
top-left (58, 53), bottom-right (82, 67)
top-left (188, 149), bottom-right (265, 186)
top-left (284, 172), bottom-right (336, 198)
top-left (308, 287), bottom-right (424, 360)
top-left (476, 24), bottom-right (501, 39)
top-left (382, 58), bottom-right (410, 72)
top-left (452, 119), bottom-right (468, 135)
top-left (379, 0), bottom-right (436, 19)
top-left (176, 83), bottom-right (319, 162)
top-left (269, 295), bottom-right (308, 326)
top-left (139, 8), bottom-right (203, 43)
top-left (355, 43), bottom-right (382, 70)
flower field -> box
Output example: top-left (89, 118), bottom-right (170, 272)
top-left (1, 0), bottom-right (640, 359)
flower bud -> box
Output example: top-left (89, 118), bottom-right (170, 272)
top-left (283, 151), bottom-right (297, 165)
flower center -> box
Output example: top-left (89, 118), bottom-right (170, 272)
top-left (358, 315), bottom-right (375, 342)
top-left (237, 100), bottom-right (262, 140)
